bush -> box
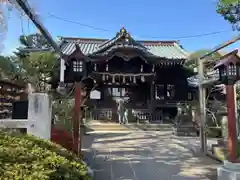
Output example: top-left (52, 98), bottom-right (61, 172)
top-left (0, 132), bottom-right (91, 180)
top-left (207, 127), bottom-right (222, 138)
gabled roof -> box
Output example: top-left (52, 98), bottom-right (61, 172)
top-left (214, 49), bottom-right (240, 68)
top-left (58, 28), bottom-right (189, 60)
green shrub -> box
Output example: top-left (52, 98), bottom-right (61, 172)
top-left (0, 132), bottom-right (91, 180)
top-left (207, 127), bottom-right (222, 138)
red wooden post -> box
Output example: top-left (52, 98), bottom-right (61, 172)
top-left (73, 82), bottom-right (81, 155)
top-left (226, 84), bottom-right (238, 162)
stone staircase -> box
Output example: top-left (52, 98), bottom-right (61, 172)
top-left (85, 120), bottom-right (173, 132)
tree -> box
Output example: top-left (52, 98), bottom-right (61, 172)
top-left (185, 49), bottom-right (225, 128)
top-left (15, 51), bottom-right (57, 91)
top-left (0, 55), bottom-right (17, 79)
top-left (9, 33), bottom-right (58, 91)
top-left (18, 33), bottom-right (51, 49)
top-left (217, 0), bottom-right (240, 30)
top-left (186, 49), bottom-right (222, 72)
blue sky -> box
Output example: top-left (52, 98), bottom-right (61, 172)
top-left (2, 0), bottom-right (240, 55)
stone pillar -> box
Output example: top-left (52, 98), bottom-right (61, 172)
top-left (27, 93), bottom-right (52, 140)
top-left (221, 114), bottom-right (228, 144)
top-left (218, 161), bottom-right (240, 180)
top-left (218, 113), bottom-right (240, 180)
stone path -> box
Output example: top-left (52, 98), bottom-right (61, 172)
top-left (82, 131), bottom-right (220, 180)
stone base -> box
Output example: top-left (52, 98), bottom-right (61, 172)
top-left (173, 125), bottom-right (197, 136)
top-left (218, 160), bottom-right (240, 180)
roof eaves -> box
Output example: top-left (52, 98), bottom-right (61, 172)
top-left (90, 29), bottom-right (146, 55)
top-left (98, 33), bottom-right (122, 48)
top-left (173, 42), bottom-right (189, 58)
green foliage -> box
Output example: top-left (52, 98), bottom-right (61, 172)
top-left (0, 33), bottom-right (58, 90)
top-left (0, 132), bottom-right (91, 180)
top-left (18, 33), bottom-right (51, 49)
top-left (0, 56), bottom-right (17, 80)
top-left (52, 99), bottom-right (74, 131)
top-left (15, 51), bottom-right (57, 84)
top-left (207, 127), bottom-right (222, 138)
top-left (14, 34), bottom-right (57, 91)
top-left (217, 0), bottom-right (240, 30)
top-left (186, 49), bottom-right (222, 71)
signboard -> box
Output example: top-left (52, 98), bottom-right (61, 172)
top-left (90, 90), bottom-right (101, 100)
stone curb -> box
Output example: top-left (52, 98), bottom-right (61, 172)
top-left (187, 143), bottom-right (223, 162)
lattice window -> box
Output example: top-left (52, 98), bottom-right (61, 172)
top-left (229, 63), bottom-right (237, 76)
top-left (73, 60), bottom-right (83, 72)
top-left (107, 88), bottom-right (127, 97)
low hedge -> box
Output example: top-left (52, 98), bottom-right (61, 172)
top-left (0, 132), bottom-right (91, 180)
top-left (207, 127), bottom-right (222, 138)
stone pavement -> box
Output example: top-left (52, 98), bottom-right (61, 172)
top-left (169, 136), bottom-right (218, 154)
top-left (82, 131), bottom-right (221, 180)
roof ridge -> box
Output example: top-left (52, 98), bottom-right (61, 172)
top-left (91, 27), bottom-right (147, 55)
top-left (59, 36), bottom-right (178, 45)
top-left (59, 36), bottom-right (107, 42)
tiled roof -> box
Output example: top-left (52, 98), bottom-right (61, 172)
top-left (59, 29), bottom-right (189, 59)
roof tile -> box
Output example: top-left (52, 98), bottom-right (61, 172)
top-left (59, 37), bottom-right (188, 59)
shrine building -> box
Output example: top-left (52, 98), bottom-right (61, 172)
top-left (57, 28), bottom-right (196, 123)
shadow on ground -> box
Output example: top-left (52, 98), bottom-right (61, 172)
top-left (82, 132), bottom-right (220, 180)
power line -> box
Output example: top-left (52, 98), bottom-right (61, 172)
top-left (141, 30), bottom-right (230, 40)
top-left (47, 13), bottom-right (111, 32)
top-left (47, 13), bottom-right (231, 40)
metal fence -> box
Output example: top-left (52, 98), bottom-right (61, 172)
top-left (132, 109), bottom-right (163, 123)
top-left (90, 108), bottom-right (164, 123)
top-left (91, 108), bottom-right (113, 121)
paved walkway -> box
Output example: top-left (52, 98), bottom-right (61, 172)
top-left (82, 131), bottom-right (220, 180)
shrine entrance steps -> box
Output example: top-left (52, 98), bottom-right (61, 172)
top-left (85, 120), bottom-right (173, 132)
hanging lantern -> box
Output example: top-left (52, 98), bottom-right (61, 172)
top-left (102, 74), bottom-right (105, 81)
top-left (140, 65), bottom-right (143, 72)
top-left (94, 64), bottom-right (97, 71)
top-left (123, 76), bottom-right (126, 83)
top-left (152, 65), bottom-right (155, 72)
top-left (106, 75), bottom-right (109, 80)
top-left (106, 64), bottom-right (109, 71)
top-left (141, 76), bottom-right (145, 82)
top-left (133, 76), bottom-right (136, 83)
top-left (112, 75), bottom-right (115, 83)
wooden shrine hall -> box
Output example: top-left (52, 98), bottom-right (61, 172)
top-left (57, 27), bottom-right (196, 123)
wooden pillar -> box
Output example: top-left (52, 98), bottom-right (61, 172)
top-left (149, 82), bottom-right (155, 122)
top-left (226, 84), bottom-right (238, 162)
top-left (73, 82), bottom-right (81, 155)
top-left (150, 82), bottom-right (155, 109)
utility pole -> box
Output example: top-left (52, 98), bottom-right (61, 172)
top-left (73, 82), bottom-right (81, 155)
top-left (198, 59), bottom-right (207, 154)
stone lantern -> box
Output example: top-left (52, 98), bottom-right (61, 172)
top-left (214, 49), bottom-right (240, 180)
top-left (63, 44), bottom-right (91, 155)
